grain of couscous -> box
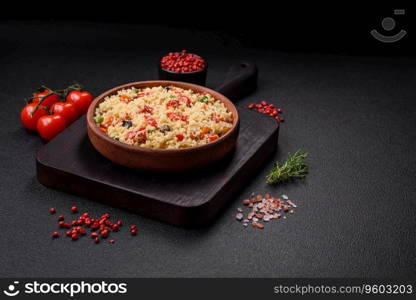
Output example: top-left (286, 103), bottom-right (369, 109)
top-left (94, 86), bottom-right (233, 149)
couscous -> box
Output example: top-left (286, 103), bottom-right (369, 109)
top-left (94, 86), bottom-right (233, 149)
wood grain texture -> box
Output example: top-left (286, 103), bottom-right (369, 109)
top-left (37, 109), bottom-right (279, 227)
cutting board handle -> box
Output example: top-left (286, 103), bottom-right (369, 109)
top-left (215, 60), bottom-right (258, 101)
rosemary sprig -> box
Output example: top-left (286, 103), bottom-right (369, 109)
top-left (266, 150), bottom-right (309, 184)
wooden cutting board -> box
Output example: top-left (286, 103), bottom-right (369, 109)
top-left (36, 62), bottom-right (280, 227)
top-left (36, 109), bottom-right (278, 227)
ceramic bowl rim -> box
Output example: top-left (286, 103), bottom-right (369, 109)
top-left (86, 80), bottom-right (239, 154)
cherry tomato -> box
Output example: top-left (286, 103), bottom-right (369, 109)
top-left (37, 115), bottom-right (66, 141)
top-left (32, 90), bottom-right (60, 108)
top-left (66, 91), bottom-right (93, 114)
top-left (20, 103), bottom-right (48, 131)
top-left (50, 102), bottom-right (79, 125)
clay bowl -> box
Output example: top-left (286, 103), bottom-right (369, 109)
top-left (87, 81), bottom-right (240, 172)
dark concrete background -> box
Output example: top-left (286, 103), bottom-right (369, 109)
top-left (2, 4), bottom-right (415, 57)
top-left (0, 21), bottom-right (415, 278)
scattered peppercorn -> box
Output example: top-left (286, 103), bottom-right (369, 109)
top-left (130, 225), bottom-right (138, 236)
top-left (49, 208), bottom-right (56, 214)
top-left (50, 206), bottom-right (139, 244)
top-left (160, 50), bottom-right (206, 73)
top-left (58, 221), bottom-right (70, 228)
top-left (100, 229), bottom-right (109, 238)
top-left (247, 100), bottom-right (285, 123)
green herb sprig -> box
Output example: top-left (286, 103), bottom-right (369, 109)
top-left (266, 150), bottom-right (309, 184)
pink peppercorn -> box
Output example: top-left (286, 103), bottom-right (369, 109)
top-left (248, 101), bottom-right (284, 123)
top-left (50, 206), bottom-right (140, 243)
top-left (161, 50), bottom-right (205, 73)
top-left (100, 230), bottom-right (109, 238)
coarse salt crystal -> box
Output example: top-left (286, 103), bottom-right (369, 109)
top-left (287, 200), bottom-right (297, 207)
top-left (237, 193), bottom-right (296, 229)
top-left (256, 223), bottom-right (264, 229)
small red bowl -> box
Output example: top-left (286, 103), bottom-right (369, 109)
top-left (158, 53), bottom-right (208, 86)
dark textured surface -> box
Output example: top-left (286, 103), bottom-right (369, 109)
top-left (36, 109), bottom-right (278, 226)
top-left (0, 21), bottom-right (415, 278)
